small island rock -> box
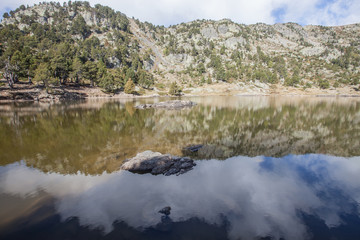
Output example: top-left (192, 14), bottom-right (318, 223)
top-left (159, 206), bottom-right (171, 216)
top-left (135, 100), bottom-right (197, 109)
top-left (120, 151), bottom-right (196, 176)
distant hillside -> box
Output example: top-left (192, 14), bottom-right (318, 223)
top-left (1, 1), bottom-right (360, 94)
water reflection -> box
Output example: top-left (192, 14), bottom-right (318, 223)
top-left (0, 96), bottom-right (359, 174)
top-left (1, 154), bottom-right (360, 240)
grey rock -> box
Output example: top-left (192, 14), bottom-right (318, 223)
top-left (121, 151), bottom-right (196, 176)
top-left (38, 92), bottom-right (57, 102)
top-left (180, 162), bottom-right (195, 169)
top-left (164, 168), bottom-right (180, 176)
top-left (159, 206), bottom-right (171, 216)
top-left (300, 46), bottom-right (326, 56)
top-left (135, 100), bottom-right (197, 110)
top-left (144, 59), bottom-right (154, 71)
top-left (218, 24), bottom-right (228, 35)
top-left (224, 37), bottom-right (246, 50)
top-left (183, 144), bottom-right (203, 153)
top-left (197, 145), bottom-right (225, 159)
top-left (10, 92), bottom-right (35, 101)
top-left (60, 91), bottom-right (85, 100)
top-left (200, 26), bottom-right (218, 39)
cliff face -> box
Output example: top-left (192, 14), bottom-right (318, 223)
top-left (1, 2), bottom-right (360, 91)
top-left (136, 19), bottom-right (360, 88)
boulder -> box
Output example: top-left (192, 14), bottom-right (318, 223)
top-left (60, 91), bottom-right (86, 100)
top-left (135, 100), bottom-right (196, 110)
top-left (120, 151), bottom-right (196, 176)
top-left (197, 145), bottom-right (225, 159)
top-left (9, 92), bottom-right (36, 101)
top-left (159, 206), bottom-right (171, 216)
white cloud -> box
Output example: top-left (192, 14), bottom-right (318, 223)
top-left (276, 0), bottom-right (360, 26)
top-left (0, 0), bottom-right (359, 26)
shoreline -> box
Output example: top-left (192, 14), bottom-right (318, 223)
top-left (1, 81), bottom-right (359, 103)
top-left (1, 92), bottom-right (360, 103)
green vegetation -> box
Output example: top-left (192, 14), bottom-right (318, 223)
top-left (318, 79), bottom-right (330, 89)
top-left (169, 82), bottom-right (182, 96)
top-left (124, 78), bottom-right (136, 94)
top-left (0, 1), bottom-right (154, 93)
top-left (1, 1), bottom-right (359, 92)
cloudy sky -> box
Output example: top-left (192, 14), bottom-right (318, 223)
top-left (1, 0), bottom-right (360, 26)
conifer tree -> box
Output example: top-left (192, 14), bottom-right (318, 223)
top-left (33, 62), bottom-right (50, 87)
top-left (124, 78), bottom-right (135, 94)
top-left (83, 61), bottom-right (98, 87)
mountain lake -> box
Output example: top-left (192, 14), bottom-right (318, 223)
top-left (0, 96), bottom-right (360, 240)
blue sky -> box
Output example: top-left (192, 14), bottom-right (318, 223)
top-left (1, 0), bottom-right (360, 26)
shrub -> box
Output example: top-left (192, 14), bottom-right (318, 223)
top-left (284, 75), bottom-right (300, 87)
top-left (318, 79), bottom-right (330, 89)
top-left (169, 82), bottom-right (182, 96)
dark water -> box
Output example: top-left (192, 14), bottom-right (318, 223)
top-left (0, 96), bottom-right (360, 239)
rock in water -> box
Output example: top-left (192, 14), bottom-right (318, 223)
top-left (135, 100), bottom-right (197, 109)
top-left (120, 151), bottom-right (196, 176)
top-left (159, 206), bottom-right (171, 216)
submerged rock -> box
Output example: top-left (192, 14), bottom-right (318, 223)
top-left (135, 100), bottom-right (197, 110)
top-left (197, 145), bottom-right (225, 159)
top-left (120, 151), bottom-right (196, 176)
top-left (182, 144), bottom-right (230, 159)
top-left (159, 206), bottom-right (171, 216)
top-left (183, 144), bottom-right (203, 154)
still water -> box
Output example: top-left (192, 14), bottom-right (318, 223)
top-left (0, 96), bottom-right (360, 239)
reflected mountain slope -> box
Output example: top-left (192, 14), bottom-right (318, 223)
top-left (0, 97), bottom-right (359, 174)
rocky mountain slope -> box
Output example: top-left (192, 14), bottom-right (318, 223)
top-left (1, 1), bottom-right (360, 94)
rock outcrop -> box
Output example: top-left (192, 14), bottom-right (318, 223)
top-left (135, 100), bottom-right (197, 109)
top-left (158, 206), bottom-right (171, 216)
top-left (120, 151), bottom-right (196, 176)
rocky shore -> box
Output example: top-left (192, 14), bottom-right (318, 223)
top-left (0, 85), bottom-right (86, 102)
top-left (1, 81), bottom-right (359, 103)
top-left (120, 151), bottom-right (196, 176)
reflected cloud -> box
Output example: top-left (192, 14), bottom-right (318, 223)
top-left (1, 155), bottom-right (360, 239)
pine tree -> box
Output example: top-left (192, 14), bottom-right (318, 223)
top-left (71, 15), bottom-right (90, 39)
top-left (138, 69), bottom-right (154, 89)
top-left (70, 57), bottom-right (83, 85)
top-left (83, 61), bottom-right (98, 87)
top-left (124, 78), bottom-right (135, 94)
top-left (98, 72), bottom-right (117, 93)
top-left (33, 62), bottom-right (50, 87)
